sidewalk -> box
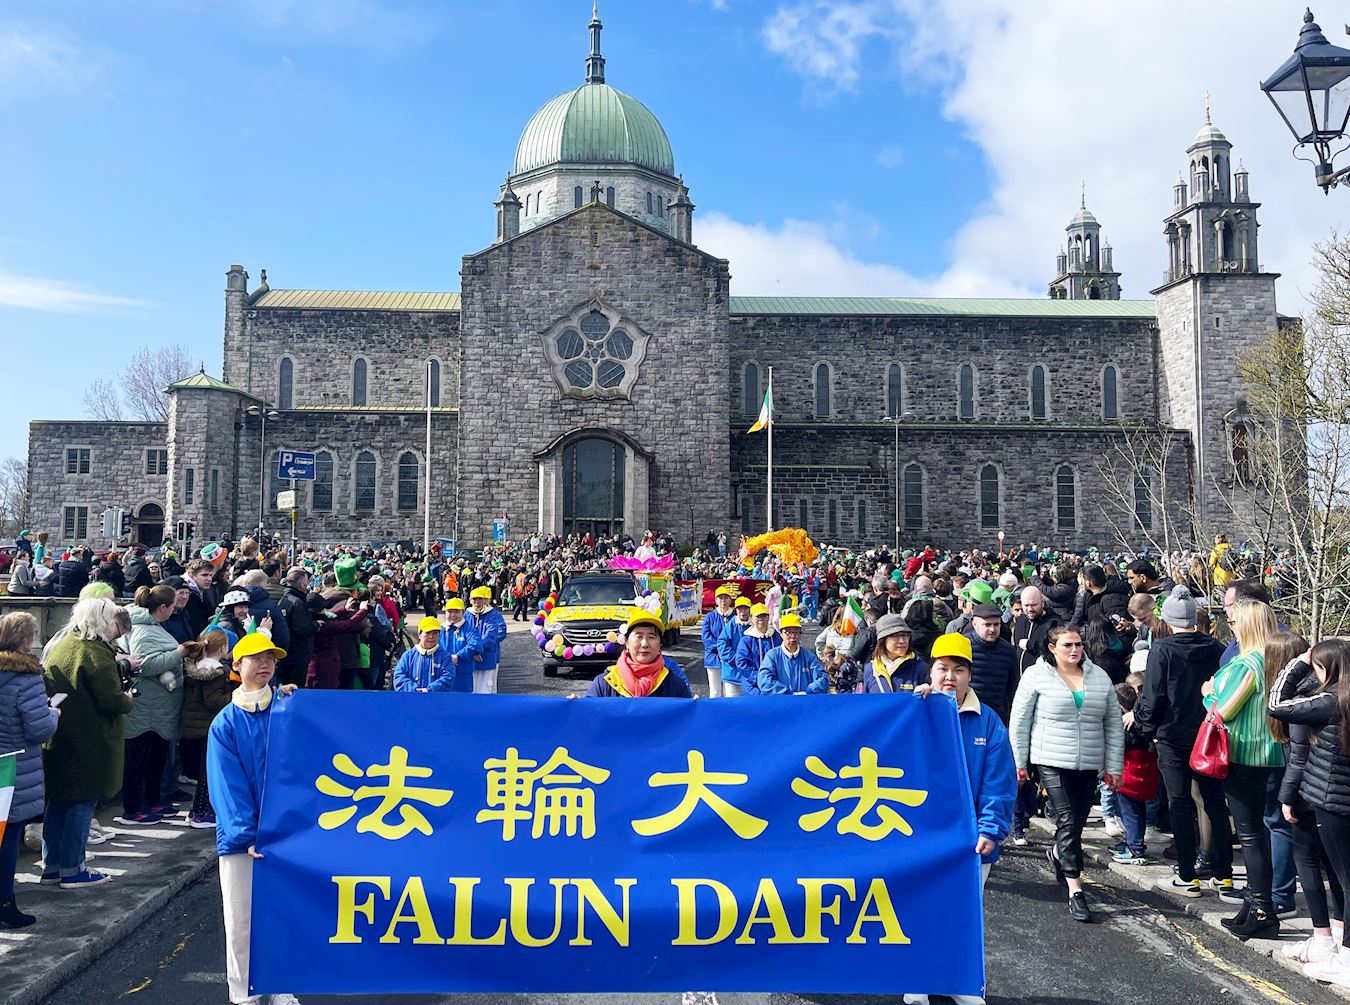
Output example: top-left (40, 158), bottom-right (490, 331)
top-left (2, 800), bottom-right (218, 1005)
top-left (1029, 809), bottom-right (1350, 1000)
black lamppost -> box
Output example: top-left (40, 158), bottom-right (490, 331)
top-left (1261, 9), bottom-right (1350, 193)
top-left (246, 403), bottom-right (280, 539)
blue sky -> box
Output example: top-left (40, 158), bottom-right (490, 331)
top-left (3, 1), bottom-right (1343, 465)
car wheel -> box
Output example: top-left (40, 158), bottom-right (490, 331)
top-left (543, 660), bottom-right (559, 678)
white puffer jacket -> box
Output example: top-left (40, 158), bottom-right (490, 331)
top-left (1010, 657), bottom-right (1124, 775)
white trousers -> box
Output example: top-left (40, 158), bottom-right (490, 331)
top-left (704, 665), bottom-right (724, 698)
top-left (219, 854), bottom-right (253, 1004)
top-left (473, 667), bottom-right (499, 694)
top-left (723, 680), bottom-right (744, 697)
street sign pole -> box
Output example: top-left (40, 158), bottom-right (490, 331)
top-left (290, 476), bottom-right (297, 566)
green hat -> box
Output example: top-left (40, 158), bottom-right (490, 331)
top-left (961, 579), bottom-right (994, 605)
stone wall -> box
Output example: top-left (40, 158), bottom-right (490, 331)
top-left (515, 167), bottom-right (679, 237)
top-left (458, 203), bottom-right (730, 548)
top-left (27, 420), bottom-right (169, 545)
top-left (729, 313), bottom-right (1159, 425)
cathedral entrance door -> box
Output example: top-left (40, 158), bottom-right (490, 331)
top-left (135, 503), bottom-right (165, 549)
top-left (562, 437), bottom-right (624, 538)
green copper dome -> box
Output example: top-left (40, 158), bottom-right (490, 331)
top-left (512, 7), bottom-right (675, 178)
top-left (514, 83), bottom-right (675, 178)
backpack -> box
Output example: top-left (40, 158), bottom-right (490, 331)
top-left (904, 598), bottom-right (941, 659)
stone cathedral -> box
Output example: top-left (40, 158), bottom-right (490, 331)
top-left (28, 12), bottom-right (1292, 552)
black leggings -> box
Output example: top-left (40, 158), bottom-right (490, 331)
top-left (1318, 809), bottom-right (1350, 947)
top-left (1039, 765), bottom-right (1098, 879)
top-left (123, 731), bottom-right (169, 815)
top-left (179, 736), bottom-right (212, 817)
top-left (1225, 764), bottom-right (1275, 912)
top-left (1157, 740), bottom-right (1233, 882)
top-left (1295, 806), bottom-right (1344, 929)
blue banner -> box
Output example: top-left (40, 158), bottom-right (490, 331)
top-left (249, 693), bottom-right (984, 996)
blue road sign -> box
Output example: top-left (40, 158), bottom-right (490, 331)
top-left (277, 450), bottom-right (316, 481)
top-left (492, 519), bottom-right (507, 543)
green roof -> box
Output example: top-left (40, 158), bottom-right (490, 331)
top-left (251, 290), bottom-right (460, 311)
top-left (727, 297), bottom-right (1158, 318)
top-left (166, 371), bottom-right (249, 393)
top-left (515, 82), bottom-right (675, 177)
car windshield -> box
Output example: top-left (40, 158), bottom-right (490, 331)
top-left (559, 580), bottom-right (636, 606)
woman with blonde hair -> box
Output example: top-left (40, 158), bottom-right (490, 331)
top-left (1206, 598), bottom-right (1283, 940)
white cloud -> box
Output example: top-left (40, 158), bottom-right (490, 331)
top-left (0, 27), bottom-right (99, 99)
top-left (750, 1), bottom-right (1349, 312)
top-left (0, 271), bottom-right (147, 312)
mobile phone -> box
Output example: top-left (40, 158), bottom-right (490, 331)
top-left (49, 693), bottom-right (68, 708)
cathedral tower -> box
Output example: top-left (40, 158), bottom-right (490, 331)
top-left (1049, 188), bottom-right (1121, 300)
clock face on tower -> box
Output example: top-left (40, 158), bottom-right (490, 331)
top-left (541, 298), bottom-right (652, 400)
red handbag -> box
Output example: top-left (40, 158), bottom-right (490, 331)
top-left (1190, 710), bottom-right (1230, 779)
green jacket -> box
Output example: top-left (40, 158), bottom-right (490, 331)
top-left (1205, 650), bottom-right (1284, 768)
top-left (42, 633), bottom-right (134, 802)
top-left (121, 605), bottom-right (185, 741)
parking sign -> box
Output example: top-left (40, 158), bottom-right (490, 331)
top-left (277, 450), bottom-right (316, 481)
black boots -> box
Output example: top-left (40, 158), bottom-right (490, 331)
top-left (0, 896), bottom-right (35, 929)
top-left (1220, 899), bottom-right (1250, 930)
top-left (1230, 906), bottom-right (1279, 942)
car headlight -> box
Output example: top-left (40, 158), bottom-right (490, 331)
top-left (544, 620), bottom-right (560, 635)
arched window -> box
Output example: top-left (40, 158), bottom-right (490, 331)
top-left (1102, 365), bottom-right (1119, 419)
top-left (902, 463), bottom-right (924, 531)
top-left (814, 362), bottom-right (831, 418)
top-left (646, 192), bottom-right (653, 214)
top-left (183, 468), bottom-right (195, 506)
top-left (312, 451), bottom-right (333, 511)
top-left (656, 195), bottom-right (663, 217)
top-left (978, 464), bottom-right (1001, 530)
top-left (1133, 470), bottom-right (1154, 532)
top-left (574, 185), bottom-right (583, 208)
top-left (856, 499), bottom-right (867, 539)
top-left (605, 186), bottom-right (615, 207)
top-left (278, 356), bottom-right (293, 410)
top-left (536, 191), bottom-right (543, 214)
top-left (352, 357), bottom-right (368, 407)
top-left (427, 360), bottom-right (441, 407)
top-left (354, 451), bottom-right (376, 511)
top-left (1054, 464), bottom-right (1077, 531)
top-left (1029, 364), bottom-right (1048, 420)
top-left (397, 452), bottom-right (418, 511)
top-left (742, 361), bottom-right (761, 417)
top-left (886, 363), bottom-right (904, 418)
top-left (958, 363), bottom-right (976, 419)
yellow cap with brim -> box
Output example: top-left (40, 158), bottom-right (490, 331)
top-left (232, 633), bottom-right (287, 662)
top-left (750, 602), bottom-right (770, 617)
top-left (779, 613), bottom-right (803, 630)
top-left (625, 610), bottom-right (665, 634)
top-left (417, 616), bottom-right (443, 633)
top-left (470, 586), bottom-right (492, 600)
top-left (929, 632), bottom-right (974, 663)
top-left (444, 598), bottom-right (465, 611)
top-left (733, 596), bottom-right (752, 608)
top-left (714, 585), bottom-right (734, 598)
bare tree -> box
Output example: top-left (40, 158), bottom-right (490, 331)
top-left (82, 344), bottom-right (194, 423)
top-left (1095, 422), bottom-right (1202, 561)
top-left (0, 457), bottom-right (30, 538)
top-left (82, 379), bottom-right (124, 420)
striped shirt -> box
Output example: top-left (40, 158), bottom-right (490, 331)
top-left (1206, 651), bottom-right (1284, 768)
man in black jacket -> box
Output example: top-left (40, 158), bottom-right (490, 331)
top-left (1132, 586), bottom-right (1232, 896)
top-left (1084, 564), bottom-right (1131, 620)
top-left (1011, 585), bottom-right (1060, 674)
top-left (277, 567), bottom-right (317, 687)
top-left (54, 548), bottom-right (91, 598)
top-left (964, 603), bottom-right (1019, 725)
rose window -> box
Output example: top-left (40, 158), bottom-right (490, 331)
top-left (543, 300), bottom-right (652, 399)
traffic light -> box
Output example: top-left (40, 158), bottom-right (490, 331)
top-left (175, 519), bottom-right (188, 541)
top-left (101, 508), bottom-right (117, 539)
top-left (185, 521), bottom-right (195, 541)
top-left (118, 509), bottom-right (132, 537)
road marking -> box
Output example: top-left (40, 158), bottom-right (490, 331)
top-left (117, 918), bottom-right (205, 997)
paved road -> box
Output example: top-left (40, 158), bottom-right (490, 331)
top-left (39, 621), bottom-right (1347, 1004)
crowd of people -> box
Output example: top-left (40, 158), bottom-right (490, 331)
top-left (2, 524), bottom-right (1348, 1003)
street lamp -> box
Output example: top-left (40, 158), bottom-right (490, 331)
top-left (882, 412), bottom-right (914, 555)
top-left (1261, 9), bottom-right (1350, 193)
top-left (245, 404), bottom-right (281, 539)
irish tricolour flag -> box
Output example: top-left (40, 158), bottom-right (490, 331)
top-left (747, 383), bottom-right (773, 433)
top-left (0, 752), bottom-right (17, 846)
top-left (838, 595), bottom-right (866, 637)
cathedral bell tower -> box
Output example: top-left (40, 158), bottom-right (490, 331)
top-left (1049, 187), bottom-right (1121, 300)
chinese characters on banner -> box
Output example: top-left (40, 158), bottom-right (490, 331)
top-left (250, 693), bottom-right (984, 997)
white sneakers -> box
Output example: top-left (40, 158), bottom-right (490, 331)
top-left (903, 993), bottom-right (983, 1005)
top-left (269, 995), bottom-right (303, 1004)
top-left (1102, 816), bottom-right (1125, 838)
top-left (86, 819), bottom-right (111, 846)
top-left (23, 823), bottom-right (42, 853)
top-left (902, 997), bottom-right (929, 1005)
top-left (1285, 935), bottom-right (1337, 964)
top-left (1306, 944), bottom-right (1350, 987)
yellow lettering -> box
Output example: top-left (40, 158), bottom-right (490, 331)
top-left (330, 875), bottom-right (391, 944)
top-left (671, 879), bottom-right (738, 946)
top-left (505, 878), bottom-right (568, 947)
top-left (380, 877), bottom-right (445, 945)
top-left (446, 878), bottom-right (508, 945)
top-left (571, 878), bottom-right (636, 947)
top-left (847, 878), bottom-right (910, 945)
top-left (797, 878), bottom-right (856, 944)
top-left (735, 877), bottom-right (799, 944)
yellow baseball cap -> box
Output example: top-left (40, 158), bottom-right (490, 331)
top-left (470, 586), bottom-right (492, 600)
top-left (232, 633), bottom-right (287, 662)
top-left (750, 602), bottom-right (770, 617)
top-left (417, 616), bottom-right (442, 633)
top-left (779, 613), bottom-right (803, 630)
top-left (929, 633), bottom-right (974, 663)
top-left (625, 610), bottom-right (665, 634)
top-left (733, 596), bottom-right (752, 608)
top-left (444, 598), bottom-right (465, 611)
top-left (714, 585), bottom-right (734, 598)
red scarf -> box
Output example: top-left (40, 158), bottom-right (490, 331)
top-left (615, 651), bottom-right (664, 698)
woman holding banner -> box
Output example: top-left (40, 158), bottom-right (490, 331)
top-left (584, 611), bottom-right (692, 698)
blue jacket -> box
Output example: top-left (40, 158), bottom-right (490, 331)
top-left (758, 646), bottom-right (829, 695)
top-left (207, 690), bottom-right (279, 856)
top-left (717, 616), bottom-right (751, 669)
top-left (864, 653), bottom-right (930, 694)
top-left (951, 688), bottom-right (1017, 864)
top-left (0, 652), bottom-right (59, 822)
top-left (393, 646), bottom-right (460, 693)
top-left (437, 619), bottom-right (481, 694)
top-left (466, 607), bottom-right (507, 671)
top-left (584, 657), bottom-right (692, 698)
top-left (734, 629), bottom-right (781, 695)
top-left (247, 585), bottom-right (290, 653)
top-left (702, 609), bottom-right (735, 669)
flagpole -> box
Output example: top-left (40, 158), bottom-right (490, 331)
top-left (766, 366), bottom-right (773, 531)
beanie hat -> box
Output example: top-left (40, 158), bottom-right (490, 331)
top-left (1160, 585), bottom-right (1198, 628)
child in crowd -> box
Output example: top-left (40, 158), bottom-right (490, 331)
top-left (821, 643), bottom-right (863, 694)
top-left (179, 630), bottom-right (235, 829)
top-left (1112, 677), bottom-right (1159, 865)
